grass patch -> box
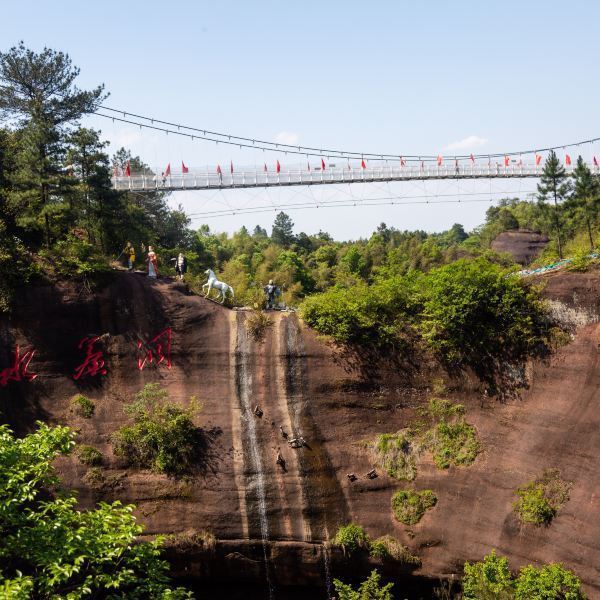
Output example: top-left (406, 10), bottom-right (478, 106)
top-left (246, 310), bottom-right (274, 343)
top-left (76, 444), bottom-right (103, 466)
top-left (514, 469), bottom-right (571, 526)
top-left (70, 394), bottom-right (95, 418)
top-left (374, 432), bottom-right (418, 481)
top-left (392, 489), bottom-right (437, 525)
top-left (165, 530), bottom-right (216, 553)
top-left (83, 466), bottom-right (105, 488)
top-left (333, 523), bottom-right (370, 556)
top-left (111, 383), bottom-right (204, 477)
top-left (369, 535), bottom-right (421, 566)
top-left (374, 398), bottom-right (480, 479)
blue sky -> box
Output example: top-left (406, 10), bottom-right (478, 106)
top-left (2, 0), bottom-right (599, 239)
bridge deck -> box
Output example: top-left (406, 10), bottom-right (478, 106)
top-left (112, 162), bottom-right (586, 192)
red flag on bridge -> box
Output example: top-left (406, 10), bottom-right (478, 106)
top-left (504, 155), bottom-right (510, 167)
top-left (565, 154), bottom-right (571, 165)
top-left (321, 158), bottom-right (326, 170)
top-left (216, 164), bottom-right (222, 175)
top-left (263, 163), bottom-right (268, 172)
top-left (594, 156), bottom-right (599, 167)
top-left (181, 161), bottom-right (189, 174)
top-left (125, 161), bottom-right (131, 177)
top-left (437, 155), bottom-right (443, 166)
top-left (276, 160), bottom-right (281, 173)
top-left (535, 154), bottom-right (542, 166)
top-left (164, 163), bottom-right (171, 177)
top-left (361, 158), bottom-right (366, 169)
top-left (470, 153), bottom-right (475, 164)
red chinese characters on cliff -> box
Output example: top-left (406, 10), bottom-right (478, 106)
top-left (73, 336), bottom-right (108, 380)
top-left (136, 328), bottom-right (172, 371)
top-left (0, 346), bottom-right (38, 387)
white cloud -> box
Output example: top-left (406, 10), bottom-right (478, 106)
top-left (442, 135), bottom-right (488, 152)
top-left (274, 131), bottom-right (299, 145)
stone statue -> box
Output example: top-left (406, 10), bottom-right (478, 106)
top-left (202, 269), bottom-right (235, 304)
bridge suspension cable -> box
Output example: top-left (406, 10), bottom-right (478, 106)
top-left (95, 104), bottom-right (600, 163)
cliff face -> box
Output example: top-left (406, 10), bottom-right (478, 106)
top-left (1, 269), bottom-right (599, 598)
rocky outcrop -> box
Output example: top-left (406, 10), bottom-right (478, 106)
top-left (491, 228), bottom-right (549, 264)
top-left (1, 268), bottom-right (600, 598)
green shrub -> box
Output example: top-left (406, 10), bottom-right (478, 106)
top-left (245, 310), bottom-right (273, 343)
top-left (76, 444), bottom-right (103, 466)
top-left (374, 431), bottom-right (417, 481)
top-left (111, 384), bottom-right (204, 477)
top-left (463, 550), bottom-right (514, 599)
top-left (420, 258), bottom-right (547, 376)
top-left (369, 535), bottom-right (421, 566)
top-left (515, 563), bottom-right (586, 599)
top-left (425, 420), bottom-right (480, 469)
top-left (463, 551), bottom-right (586, 600)
top-left (513, 469), bottom-right (571, 526)
top-left (333, 569), bottom-right (394, 600)
top-left (70, 394), bottom-right (95, 418)
top-left (333, 523), bottom-right (370, 556)
top-left (391, 489), bottom-right (437, 525)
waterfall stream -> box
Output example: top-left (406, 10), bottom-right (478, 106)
top-left (236, 316), bottom-right (274, 599)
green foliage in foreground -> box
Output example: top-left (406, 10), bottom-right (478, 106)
top-left (112, 384), bottom-right (204, 477)
top-left (513, 469), bottom-right (571, 526)
top-left (391, 489), bottom-right (437, 525)
top-left (333, 569), bottom-right (394, 600)
top-left (463, 551), bottom-right (586, 599)
top-left (0, 422), bottom-right (192, 599)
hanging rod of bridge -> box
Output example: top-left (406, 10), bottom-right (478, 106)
top-left (111, 161), bottom-right (594, 192)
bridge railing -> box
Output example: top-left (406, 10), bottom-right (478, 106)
top-left (112, 162), bottom-right (583, 191)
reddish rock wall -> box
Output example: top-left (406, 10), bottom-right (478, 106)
top-left (1, 269), bottom-right (599, 597)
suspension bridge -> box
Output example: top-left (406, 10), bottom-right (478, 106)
top-left (111, 161), bottom-right (592, 192)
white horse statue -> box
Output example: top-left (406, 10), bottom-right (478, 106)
top-left (203, 269), bottom-right (234, 304)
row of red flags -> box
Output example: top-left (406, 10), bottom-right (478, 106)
top-left (116, 154), bottom-right (600, 177)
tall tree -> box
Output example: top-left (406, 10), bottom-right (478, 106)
top-left (271, 211), bottom-right (295, 247)
top-left (571, 155), bottom-right (599, 250)
top-left (0, 42), bottom-right (106, 246)
top-left (537, 150), bottom-right (571, 258)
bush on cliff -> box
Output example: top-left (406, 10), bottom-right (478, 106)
top-left (0, 422), bottom-right (192, 598)
top-left (513, 469), bottom-right (571, 526)
top-left (333, 523), bottom-right (370, 556)
top-left (112, 384), bottom-right (204, 477)
top-left (391, 489), bottom-right (437, 525)
top-left (301, 257), bottom-right (550, 385)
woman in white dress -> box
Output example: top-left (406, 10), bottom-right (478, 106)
top-left (147, 246), bottom-right (158, 278)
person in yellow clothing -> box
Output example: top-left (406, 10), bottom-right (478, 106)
top-left (124, 241), bottom-right (136, 271)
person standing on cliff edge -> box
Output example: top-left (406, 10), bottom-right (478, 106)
top-left (123, 241), bottom-right (135, 271)
top-left (147, 246), bottom-right (159, 278)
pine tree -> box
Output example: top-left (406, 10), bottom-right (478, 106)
top-left (571, 155), bottom-right (599, 250)
top-left (0, 43), bottom-right (106, 247)
top-left (271, 211), bottom-right (295, 247)
top-left (537, 150), bottom-right (571, 258)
